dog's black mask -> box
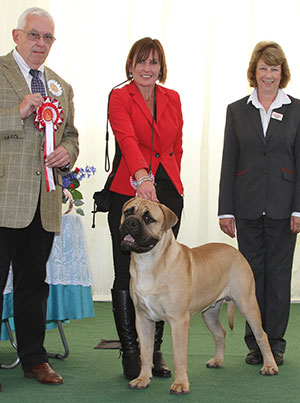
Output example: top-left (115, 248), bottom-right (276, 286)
top-left (120, 216), bottom-right (158, 253)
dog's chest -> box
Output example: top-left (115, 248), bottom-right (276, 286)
top-left (133, 292), bottom-right (166, 322)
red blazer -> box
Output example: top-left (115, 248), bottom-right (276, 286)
top-left (108, 81), bottom-right (184, 196)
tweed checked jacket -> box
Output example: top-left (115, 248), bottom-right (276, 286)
top-left (0, 51), bottom-right (79, 232)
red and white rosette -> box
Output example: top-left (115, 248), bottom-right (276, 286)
top-left (34, 97), bottom-right (63, 192)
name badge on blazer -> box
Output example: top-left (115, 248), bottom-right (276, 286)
top-left (271, 111), bottom-right (283, 121)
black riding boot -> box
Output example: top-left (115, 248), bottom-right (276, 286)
top-left (111, 289), bottom-right (140, 380)
top-left (153, 321), bottom-right (171, 378)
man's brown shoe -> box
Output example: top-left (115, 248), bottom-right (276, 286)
top-left (24, 363), bottom-right (63, 385)
top-left (245, 349), bottom-right (263, 365)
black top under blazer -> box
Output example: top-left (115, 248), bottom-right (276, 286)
top-left (218, 95), bottom-right (300, 220)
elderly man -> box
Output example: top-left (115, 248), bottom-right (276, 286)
top-left (0, 7), bottom-right (79, 386)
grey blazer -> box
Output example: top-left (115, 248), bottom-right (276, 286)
top-left (218, 94), bottom-right (300, 220)
top-left (0, 51), bottom-right (79, 232)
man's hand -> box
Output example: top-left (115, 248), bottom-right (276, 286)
top-left (291, 215), bottom-right (300, 234)
top-left (19, 93), bottom-right (44, 119)
top-left (45, 146), bottom-right (70, 168)
top-left (219, 217), bottom-right (236, 238)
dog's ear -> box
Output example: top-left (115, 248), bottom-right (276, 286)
top-left (159, 203), bottom-right (178, 230)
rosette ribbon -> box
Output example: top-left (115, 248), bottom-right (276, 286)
top-left (34, 97), bottom-right (63, 192)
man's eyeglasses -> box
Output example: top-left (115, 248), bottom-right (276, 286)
top-left (19, 30), bottom-right (56, 44)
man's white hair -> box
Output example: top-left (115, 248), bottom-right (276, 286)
top-left (17, 7), bottom-right (55, 30)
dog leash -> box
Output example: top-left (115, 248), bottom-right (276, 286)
top-left (105, 78), bottom-right (131, 172)
top-left (149, 85), bottom-right (156, 178)
top-left (92, 81), bottom-right (157, 227)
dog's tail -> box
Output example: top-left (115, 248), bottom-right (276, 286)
top-left (227, 301), bottom-right (235, 330)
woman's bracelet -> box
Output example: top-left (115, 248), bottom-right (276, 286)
top-left (136, 177), bottom-right (153, 187)
top-left (130, 172), bottom-right (155, 190)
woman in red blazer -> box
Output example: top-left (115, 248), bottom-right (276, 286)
top-left (106, 37), bottom-right (184, 381)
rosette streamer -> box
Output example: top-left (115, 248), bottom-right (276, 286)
top-left (34, 97), bottom-right (63, 191)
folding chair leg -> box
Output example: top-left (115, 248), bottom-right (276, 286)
top-left (47, 320), bottom-right (70, 359)
top-left (0, 319), bottom-right (20, 369)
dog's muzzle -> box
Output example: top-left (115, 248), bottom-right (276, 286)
top-left (120, 216), bottom-right (158, 253)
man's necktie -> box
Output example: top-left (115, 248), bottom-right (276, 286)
top-left (30, 69), bottom-right (46, 97)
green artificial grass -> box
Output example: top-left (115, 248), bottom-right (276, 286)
top-left (1, 302), bottom-right (300, 402)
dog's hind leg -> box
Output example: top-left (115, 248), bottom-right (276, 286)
top-left (234, 295), bottom-right (278, 376)
top-left (202, 300), bottom-right (226, 368)
top-left (129, 314), bottom-right (155, 390)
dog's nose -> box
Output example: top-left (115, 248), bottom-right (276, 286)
top-left (124, 217), bottom-right (139, 233)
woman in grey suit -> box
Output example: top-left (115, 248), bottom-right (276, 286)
top-left (218, 41), bottom-right (300, 367)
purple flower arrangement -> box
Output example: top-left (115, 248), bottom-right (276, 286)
top-left (62, 165), bottom-right (96, 215)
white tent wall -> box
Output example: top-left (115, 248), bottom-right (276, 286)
top-left (2, 0), bottom-right (300, 300)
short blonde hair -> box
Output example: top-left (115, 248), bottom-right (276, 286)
top-left (125, 37), bottom-right (167, 84)
top-left (247, 41), bottom-right (290, 88)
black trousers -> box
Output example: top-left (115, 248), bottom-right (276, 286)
top-left (0, 203), bottom-right (54, 370)
top-left (108, 165), bottom-right (183, 290)
top-left (236, 216), bottom-right (297, 352)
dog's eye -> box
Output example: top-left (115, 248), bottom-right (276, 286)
top-left (124, 207), bottom-right (134, 217)
top-left (143, 212), bottom-right (155, 224)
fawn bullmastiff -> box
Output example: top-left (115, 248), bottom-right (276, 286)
top-left (120, 198), bottom-right (278, 395)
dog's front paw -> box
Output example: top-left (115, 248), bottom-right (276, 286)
top-left (260, 364), bottom-right (279, 376)
top-left (129, 376), bottom-right (151, 390)
top-left (206, 358), bottom-right (223, 368)
top-left (170, 381), bottom-right (190, 395)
